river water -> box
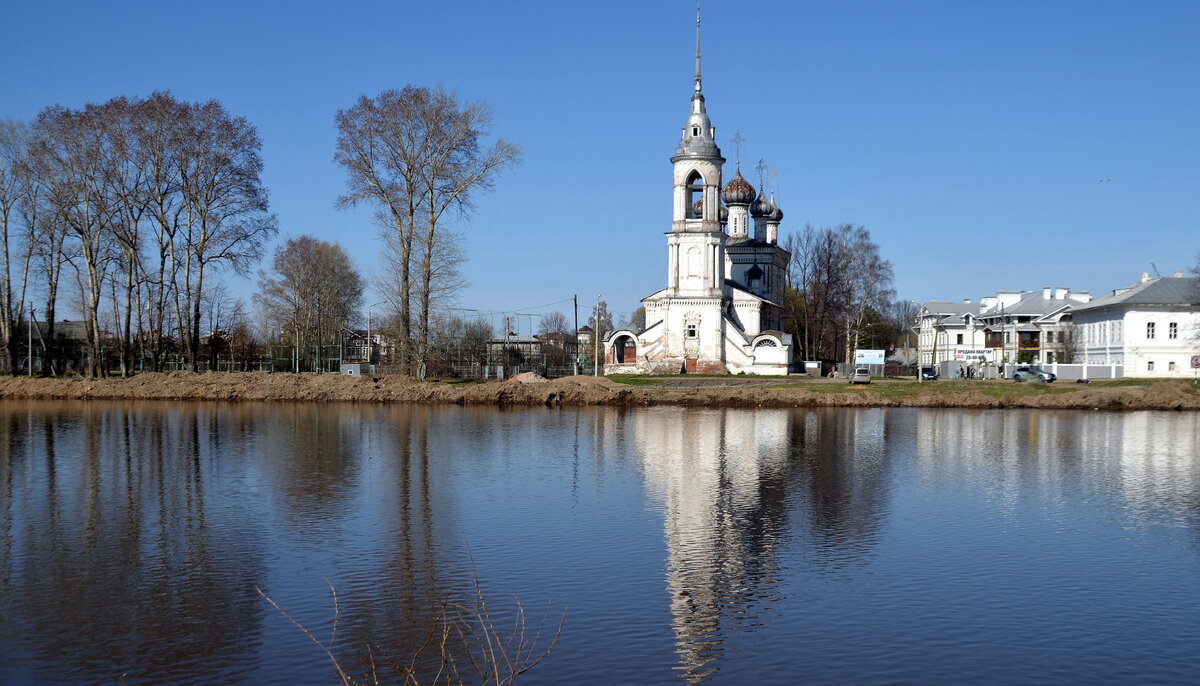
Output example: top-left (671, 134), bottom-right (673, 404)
top-left (1, 401), bottom-right (1199, 685)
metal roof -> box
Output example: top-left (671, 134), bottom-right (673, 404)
top-left (1074, 276), bottom-right (1200, 311)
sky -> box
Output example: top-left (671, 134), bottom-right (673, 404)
top-left (4, 0), bottom-right (1198, 332)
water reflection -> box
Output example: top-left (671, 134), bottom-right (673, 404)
top-left (2, 402), bottom-right (1200, 685)
top-left (631, 407), bottom-right (895, 682)
top-left (0, 403), bottom-right (267, 683)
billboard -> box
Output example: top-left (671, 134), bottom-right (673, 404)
top-left (854, 349), bottom-right (885, 365)
top-left (954, 348), bottom-right (994, 362)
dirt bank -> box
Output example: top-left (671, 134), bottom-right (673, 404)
top-left (0, 373), bottom-right (1198, 411)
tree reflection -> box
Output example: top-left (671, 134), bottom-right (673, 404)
top-left (0, 401), bottom-right (266, 683)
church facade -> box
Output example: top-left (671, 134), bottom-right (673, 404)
top-left (603, 27), bottom-right (792, 375)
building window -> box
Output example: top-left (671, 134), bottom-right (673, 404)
top-left (1169, 322), bottom-right (1177, 339)
top-left (686, 170), bottom-right (704, 219)
top-left (956, 334), bottom-right (963, 345)
top-left (1046, 331), bottom-right (1055, 344)
top-left (1169, 361), bottom-right (1176, 372)
top-left (685, 324), bottom-right (697, 338)
top-left (1148, 360), bottom-right (1155, 372)
top-left (1147, 322), bottom-right (1155, 339)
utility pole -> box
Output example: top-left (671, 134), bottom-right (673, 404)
top-left (28, 302), bottom-right (34, 377)
top-left (594, 294), bottom-right (601, 376)
top-left (572, 294), bottom-right (579, 376)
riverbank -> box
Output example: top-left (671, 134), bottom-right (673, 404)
top-left (1, 372), bottom-right (1198, 410)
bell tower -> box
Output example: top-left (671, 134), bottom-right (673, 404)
top-left (665, 5), bottom-right (725, 298)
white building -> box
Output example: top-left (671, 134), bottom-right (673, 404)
top-left (1071, 272), bottom-right (1200, 377)
top-left (603, 19), bottom-right (792, 375)
top-left (917, 286), bottom-right (1092, 369)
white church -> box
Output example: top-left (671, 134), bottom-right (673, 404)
top-left (603, 18), bottom-right (793, 375)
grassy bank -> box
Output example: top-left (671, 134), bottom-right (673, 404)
top-left (0, 372), bottom-right (1197, 411)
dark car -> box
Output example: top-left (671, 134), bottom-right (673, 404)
top-left (1012, 366), bottom-right (1056, 383)
top-left (920, 367), bottom-right (939, 381)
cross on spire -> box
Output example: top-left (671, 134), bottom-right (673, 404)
top-left (730, 130), bottom-right (746, 169)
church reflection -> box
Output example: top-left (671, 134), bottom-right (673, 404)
top-left (629, 406), bottom-right (894, 682)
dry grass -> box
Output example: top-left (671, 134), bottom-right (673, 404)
top-left (256, 575), bottom-right (563, 686)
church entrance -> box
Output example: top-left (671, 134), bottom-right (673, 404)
top-left (614, 336), bottom-right (637, 364)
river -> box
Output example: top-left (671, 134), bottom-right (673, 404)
top-left (1, 401), bottom-right (1199, 684)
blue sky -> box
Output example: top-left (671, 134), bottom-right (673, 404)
top-left (4, 0), bottom-right (1198, 330)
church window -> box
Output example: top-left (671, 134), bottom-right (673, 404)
top-left (692, 126), bottom-right (700, 136)
top-left (1169, 322), bottom-right (1177, 339)
top-left (686, 170), bottom-right (704, 219)
top-left (685, 324), bottom-right (697, 338)
top-left (1147, 322), bottom-right (1155, 339)
top-left (1148, 360), bottom-right (1155, 372)
top-left (1169, 361), bottom-right (1177, 372)
top-left (745, 263), bottom-right (763, 292)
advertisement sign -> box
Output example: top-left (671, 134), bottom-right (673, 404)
top-left (854, 349), bottom-right (885, 365)
top-left (954, 348), bottom-right (994, 362)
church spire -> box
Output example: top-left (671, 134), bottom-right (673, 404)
top-left (694, 0), bottom-right (703, 94)
top-left (673, 1), bottom-right (722, 162)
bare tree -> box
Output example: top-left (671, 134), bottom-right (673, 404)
top-left (843, 225), bottom-right (896, 362)
top-left (0, 119), bottom-right (35, 374)
top-left (1057, 321), bottom-right (1083, 364)
top-left (255, 236), bottom-right (364, 363)
top-left (29, 104), bottom-right (118, 377)
top-left (782, 223), bottom-right (895, 364)
top-left (335, 86), bottom-right (519, 375)
top-left (176, 100), bottom-right (277, 371)
top-left (538, 311), bottom-right (569, 335)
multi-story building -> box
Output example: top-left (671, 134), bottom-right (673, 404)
top-left (1071, 272), bottom-right (1200, 377)
top-left (917, 287), bottom-right (1093, 369)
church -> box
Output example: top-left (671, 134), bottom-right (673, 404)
top-left (603, 18), bottom-right (793, 375)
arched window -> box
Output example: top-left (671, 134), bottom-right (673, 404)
top-left (746, 263), bottom-right (764, 293)
top-left (686, 170), bottom-right (704, 219)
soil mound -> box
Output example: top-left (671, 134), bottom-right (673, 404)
top-left (508, 372), bottom-right (547, 384)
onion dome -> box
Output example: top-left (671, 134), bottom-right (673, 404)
top-left (691, 199), bottom-right (704, 219)
top-left (718, 205), bottom-right (729, 223)
top-left (721, 170), bottom-right (756, 205)
top-left (749, 191), bottom-right (772, 218)
top-left (766, 201), bottom-right (783, 223)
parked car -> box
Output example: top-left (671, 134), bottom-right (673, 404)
top-left (851, 368), bottom-right (872, 384)
top-left (1012, 366), bottom-right (1056, 383)
top-left (920, 367), bottom-right (939, 381)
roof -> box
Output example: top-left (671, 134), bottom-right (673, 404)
top-left (922, 301), bottom-right (976, 316)
top-left (1074, 276), bottom-right (1200, 311)
top-left (726, 236), bottom-right (774, 248)
top-left (975, 291), bottom-right (1084, 320)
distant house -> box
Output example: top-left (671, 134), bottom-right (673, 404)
top-left (1071, 272), bottom-right (1200, 376)
top-left (339, 328), bottom-right (393, 364)
top-left (576, 326), bottom-right (594, 348)
top-left (917, 286), bottom-right (1093, 368)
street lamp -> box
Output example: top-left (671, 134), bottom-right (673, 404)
top-left (594, 294), bottom-right (601, 376)
top-left (366, 301), bottom-right (385, 367)
top-left (912, 301), bottom-right (922, 383)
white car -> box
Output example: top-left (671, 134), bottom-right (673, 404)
top-left (1012, 366), bottom-right (1057, 383)
top-left (851, 368), bottom-right (872, 384)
